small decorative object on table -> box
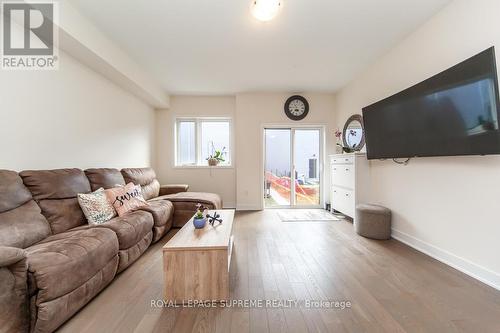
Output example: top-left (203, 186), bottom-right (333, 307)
top-left (207, 211), bottom-right (223, 226)
top-left (206, 142), bottom-right (226, 166)
top-left (193, 203), bottom-right (208, 229)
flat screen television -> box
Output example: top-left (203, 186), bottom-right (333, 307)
top-left (362, 47), bottom-right (500, 160)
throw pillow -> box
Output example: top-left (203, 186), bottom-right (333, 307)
top-left (105, 182), bottom-right (148, 216)
top-left (78, 188), bottom-right (117, 225)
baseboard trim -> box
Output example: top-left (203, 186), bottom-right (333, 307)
top-left (392, 228), bottom-right (500, 291)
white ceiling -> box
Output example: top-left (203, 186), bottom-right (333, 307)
top-left (69, 0), bottom-right (451, 95)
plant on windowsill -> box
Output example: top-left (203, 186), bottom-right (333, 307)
top-left (206, 144), bottom-right (226, 166)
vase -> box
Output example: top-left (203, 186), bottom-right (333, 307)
top-left (193, 217), bottom-right (207, 229)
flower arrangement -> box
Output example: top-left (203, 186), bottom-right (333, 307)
top-left (206, 142), bottom-right (226, 166)
top-left (193, 203), bottom-right (208, 229)
top-left (334, 129), bottom-right (356, 153)
top-left (195, 203), bottom-right (208, 219)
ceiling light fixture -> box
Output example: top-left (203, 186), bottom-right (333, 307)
top-left (250, 0), bottom-right (282, 22)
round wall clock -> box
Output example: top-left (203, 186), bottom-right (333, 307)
top-left (284, 95), bottom-right (309, 121)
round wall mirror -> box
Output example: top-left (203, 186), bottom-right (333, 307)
top-left (343, 114), bottom-right (365, 151)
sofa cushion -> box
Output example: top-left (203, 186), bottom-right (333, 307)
top-left (0, 170), bottom-right (51, 248)
top-left (21, 169), bottom-right (91, 234)
top-left (152, 192), bottom-right (222, 228)
top-left (116, 231), bottom-right (152, 273)
top-left (0, 170), bottom-right (32, 213)
top-left (0, 246), bottom-right (27, 267)
top-left (140, 200), bottom-right (173, 228)
top-left (121, 168), bottom-right (160, 200)
top-left (31, 257), bottom-right (118, 333)
top-left (93, 210), bottom-right (153, 250)
top-left (85, 168), bottom-right (126, 191)
top-left (37, 198), bottom-right (87, 234)
top-left (151, 224), bottom-right (171, 243)
top-left (26, 228), bottom-right (118, 304)
top-left (0, 200), bottom-right (52, 249)
top-left (20, 169), bottom-right (91, 201)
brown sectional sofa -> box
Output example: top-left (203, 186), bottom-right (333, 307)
top-left (0, 167), bottom-right (221, 333)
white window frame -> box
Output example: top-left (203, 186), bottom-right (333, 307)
top-left (175, 117), bottom-right (233, 168)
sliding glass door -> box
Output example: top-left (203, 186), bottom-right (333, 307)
top-left (264, 127), bottom-right (322, 208)
top-left (294, 129), bottom-right (321, 206)
top-left (264, 129), bottom-right (292, 207)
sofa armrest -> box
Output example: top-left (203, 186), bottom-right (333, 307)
top-left (0, 246), bottom-right (29, 333)
top-left (159, 184), bottom-right (189, 196)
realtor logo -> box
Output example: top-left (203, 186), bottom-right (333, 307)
top-left (1, 1), bottom-right (58, 70)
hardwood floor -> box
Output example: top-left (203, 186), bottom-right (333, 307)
top-left (58, 210), bottom-right (500, 333)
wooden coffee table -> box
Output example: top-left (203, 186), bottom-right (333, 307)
top-left (162, 210), bottom-right (235, 302)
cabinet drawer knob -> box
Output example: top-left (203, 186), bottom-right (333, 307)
top-left (345, 168), bottom-right (349, 171)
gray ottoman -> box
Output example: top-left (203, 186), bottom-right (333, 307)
top-left (355, 204), bottom-right (392, 240)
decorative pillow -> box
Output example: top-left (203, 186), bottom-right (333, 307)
top-left (78, 188), bottom-right (117, 225)
top-left (105, 182), bottom-right (148, 216)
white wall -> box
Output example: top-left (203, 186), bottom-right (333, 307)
top-left (58, 1), bottom-right (170, 108)
top-left (155, 96), bottom-right (237, 208)
top-left (0, 50), bottom-right (155, 170)
top-left (235, 93), bottom-right (336, 210)
top-left (335, 0), bottom-right (500, 289)
top-left (155, 93), bottom-right (337, 210)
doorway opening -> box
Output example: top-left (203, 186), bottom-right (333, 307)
top-left (264, 127), bottom-right (323, 208)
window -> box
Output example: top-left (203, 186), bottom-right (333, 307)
top-left (176, 118), bottom-right (231, 166)
top-left (177, 121), bottom-right (196, 165)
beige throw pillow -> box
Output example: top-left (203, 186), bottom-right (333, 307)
top-left (78, 188), bottom-right (117, 225)
top-left (105, 183), bottom-right (148, 216)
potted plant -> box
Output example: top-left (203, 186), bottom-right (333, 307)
top-left (334, 129), bottom-right (356, 153)
top-left (193, 203), bottom-right (208, 229)
top-left (206, 144), bottom-right (226, 166)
